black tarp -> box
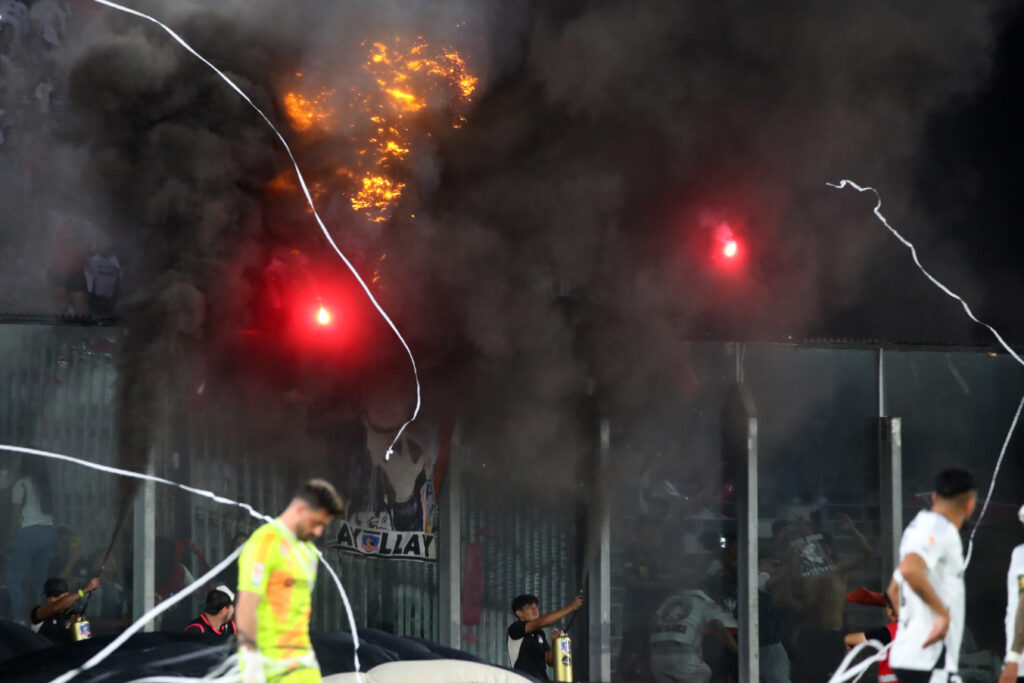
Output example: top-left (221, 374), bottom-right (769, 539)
top-left (0, 622), bottom-right (486, 682)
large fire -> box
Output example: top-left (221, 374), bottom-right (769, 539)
top-left (281, 37), bottom-right (477, 223)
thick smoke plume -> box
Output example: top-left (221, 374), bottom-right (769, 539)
top-left (3, 1), bottom-right (1005, 508)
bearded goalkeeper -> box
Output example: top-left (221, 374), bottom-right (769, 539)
top-left (237, 479), bottom-right (344, 683)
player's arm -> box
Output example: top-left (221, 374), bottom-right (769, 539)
top-left (999, 576), bottom-right (1024, 683)
top-left (236, 590), bottom-right (261, 650)
top-left (545, 644), bottom-right (554, 667)
top-left (835, 514), bottom-right (874, 572)
top-left (898, 552), bottom-right (948, 647)
top-left (523, 595), bottom-right (584, 634)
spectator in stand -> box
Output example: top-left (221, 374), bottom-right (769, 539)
top-left (7, 458), bottom-right (55, 625)
top-left (47, 216), bottom-right (90, 316)
top-left (30, 576), bottom-right (98, 644)
top-left (791, 513), bottom-right (874, 683)
top-left (85, 239), bottom-right (121, 316)
top-left (185, 586), bottom-right (237, 641)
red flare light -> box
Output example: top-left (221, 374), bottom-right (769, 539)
top-left (723, 239), bottom-right (738, 258)
top-left (316, 306), bottom-right (331, 326)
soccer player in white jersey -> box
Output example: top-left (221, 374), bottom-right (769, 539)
top-left (998, 505), bottom-right (1024, 683)
top-left (886, 468), bottom-right (976, 683)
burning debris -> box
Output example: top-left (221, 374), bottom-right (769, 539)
top-left (281, 36), bottom-right (477, 224)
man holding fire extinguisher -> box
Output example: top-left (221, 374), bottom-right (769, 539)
top-left (507, 593), bottom-right (584, 680)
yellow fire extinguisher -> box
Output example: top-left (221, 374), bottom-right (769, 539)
top-left (551, 630), bottom-right (573, 682)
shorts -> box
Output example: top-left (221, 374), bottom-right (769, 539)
top-left (47, 269), bottom-right (87, 292)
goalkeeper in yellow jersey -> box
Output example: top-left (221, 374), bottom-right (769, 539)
top-left (237, 479), bottom-right (344, 683)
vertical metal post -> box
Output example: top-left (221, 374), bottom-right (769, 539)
top-left (724, 383), bottom-right (758, 683)
top-left (878, 417), bottom-right (902, 586)
top-left (439, 424), bottom-right (462, 648)
top-left (738, 415), bottom-right (758, 683)
top-left (588, 418), bottom-right (612, 683)
top-left (878, 348), bottom-right (886, 418)
top-left (132, 461), bottom-right (156, 630)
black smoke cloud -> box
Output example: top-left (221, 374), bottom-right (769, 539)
top-left (384, 1), bottom-right (1004, 472)
top-left (14, 1), bottom-right (1005, 493)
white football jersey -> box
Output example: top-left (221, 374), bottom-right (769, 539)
top-left (1005, 544), bottom-right (1024, 659)
top-left (650, 589), bottom-right (727, 651)
top-left (889, 510), bottom-right (965, 674)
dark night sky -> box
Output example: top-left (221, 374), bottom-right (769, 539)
top-left (824, 2), bottom-right (1024, 346)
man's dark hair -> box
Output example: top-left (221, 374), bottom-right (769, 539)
top-left (771, 519), bottom-right (791, 538)
top-left (295, 479), bottom-right (344, 516)
top-left (204, 587), bottom-right (233, 614)
top-left (511, 594), bottom-right (539, 615)
top-left (935, 468), bottom-right (976, 499)
top-left (43, 578), bottom-right (68, 597)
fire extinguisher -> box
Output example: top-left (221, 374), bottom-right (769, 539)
top-left (551, 629), bottom-right (574, 682)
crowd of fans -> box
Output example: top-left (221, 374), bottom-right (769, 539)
top-left (615, 478), bottom-right (1004, 683)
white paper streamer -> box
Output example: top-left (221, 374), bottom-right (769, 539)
top-left (49, 546), bottom-right (245, 683)
top-left (828, 179), bottom-right (1024, 566)
top-left (828, 180), bottom-right (1024, 683)
top-left (826, 639), bottom-right (891, 683)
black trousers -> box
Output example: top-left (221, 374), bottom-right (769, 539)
top-left (892, 671), bottom-right (963, 683)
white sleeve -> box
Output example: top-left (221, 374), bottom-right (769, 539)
top-left (901, 521), bottom-right (943, 570)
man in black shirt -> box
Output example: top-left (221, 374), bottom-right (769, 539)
top-left (185, 586), bottom-right (237, 641)
top-left (507, 593), bottom-right (583, 680)
top-left (30, 576), bottom-right (99, 644)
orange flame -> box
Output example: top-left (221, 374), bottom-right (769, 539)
top-left (283, 90), bottom-right (335, 132)
top-left (280, 35), bottom-right (476, 224)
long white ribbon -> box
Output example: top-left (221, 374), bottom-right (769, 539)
top-left (827, 180), bottom-right (1024, 366)
top-left (827, 180), bottom-right (1024, 683)
top-left (48, 546), bottom-right (245, 683)
top-left (88, 0), bottom-right (421, 460)
top-left (827, 639), bottom-right (891, 683)
top-left (828, 179), bottom-right (1024, 568)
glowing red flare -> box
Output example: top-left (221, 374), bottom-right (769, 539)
top-left (317, 306), bottom-right (331, 325)
top-left (723, 239), bottom-right (738, 258)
